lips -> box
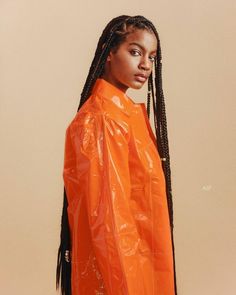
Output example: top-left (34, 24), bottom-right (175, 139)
top-left (134, 73), bottom-right (147, 82)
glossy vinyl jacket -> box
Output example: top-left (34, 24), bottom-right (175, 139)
top-left (63, 78), bottom-right (175, 294)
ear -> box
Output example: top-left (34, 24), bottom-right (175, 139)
top-left (106, 51), bottom-right (112, 62)
top-left (102, 43), bottom-right (111, 61)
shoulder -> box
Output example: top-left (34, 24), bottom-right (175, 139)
top-left (64, 111), bottom-right (130, 158)
top-left (66, 94), bottom-right (131, 142)
top-left (68, 111), bottom-right (130, 142)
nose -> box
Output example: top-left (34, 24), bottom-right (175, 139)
top-left (139, 55), bottom-right (151, 71)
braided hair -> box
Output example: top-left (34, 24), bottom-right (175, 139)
top-left (56, 15), bottom-right (178, 295)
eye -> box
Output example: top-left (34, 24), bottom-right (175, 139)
top-left (149, 56), bottom-right (156, 62)
top-left (130, 49), bottom-right (141, 56)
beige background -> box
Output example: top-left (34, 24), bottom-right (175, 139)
top-left (1, 0), bottom-right (236, 294)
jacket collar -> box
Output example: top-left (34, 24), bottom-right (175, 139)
top-left (91, 78), bottom-right (138, 116)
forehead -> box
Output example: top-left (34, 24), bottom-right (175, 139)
top-left (122, 29), bottom-right (158, 52)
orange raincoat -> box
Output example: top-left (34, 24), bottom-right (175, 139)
top-left (63, 78), bottom-right (176, 294)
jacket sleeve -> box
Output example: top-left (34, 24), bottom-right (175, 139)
top-left (63, 112), bottom-right (138, 294)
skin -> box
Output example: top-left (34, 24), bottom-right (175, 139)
top-left (101, 28), bottom-right (158, 93)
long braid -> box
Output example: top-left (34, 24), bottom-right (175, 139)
top-left (56, 15), bottom-right (132, 295)
top-left (56, 15), bottom-right (178, 295)
top-left (155, 56), bottom-right (174, 224)
top-left (151, 25), bottom-right (178, 295)
top-left (56, 188), bottom-right (71, 295)
top-left (78, 15), bottom-right (132, 110)
top-left (147, 76), bottom-right (151, 118)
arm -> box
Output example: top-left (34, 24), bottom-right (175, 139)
top-left (64, 112), bottom-right (136, 294)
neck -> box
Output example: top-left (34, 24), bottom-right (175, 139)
top-left (101, 74), bottom-right (128, 93)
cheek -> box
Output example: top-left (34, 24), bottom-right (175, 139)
top-left (119, 52), bottom-right (137, 66)
top-left (110, 52), bottom-right (140, 79)
top-left (120, 57), bottom-right (138, 75)
top-left (115, 54), bottom-right (127, 67)
top-left (110, 57), bottom-right (123, 73)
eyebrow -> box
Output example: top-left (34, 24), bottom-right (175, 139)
top-left (128, 42), bottom-right (157, 54)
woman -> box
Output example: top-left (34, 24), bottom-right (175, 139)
top-left (56, 15), bottom-right (178, 295)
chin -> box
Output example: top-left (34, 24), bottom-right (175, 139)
top-left (129, 81), bottom-right (145, 90)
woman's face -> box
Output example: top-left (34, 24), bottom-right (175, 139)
top-left (102, 28), bottom-right (158, 93)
